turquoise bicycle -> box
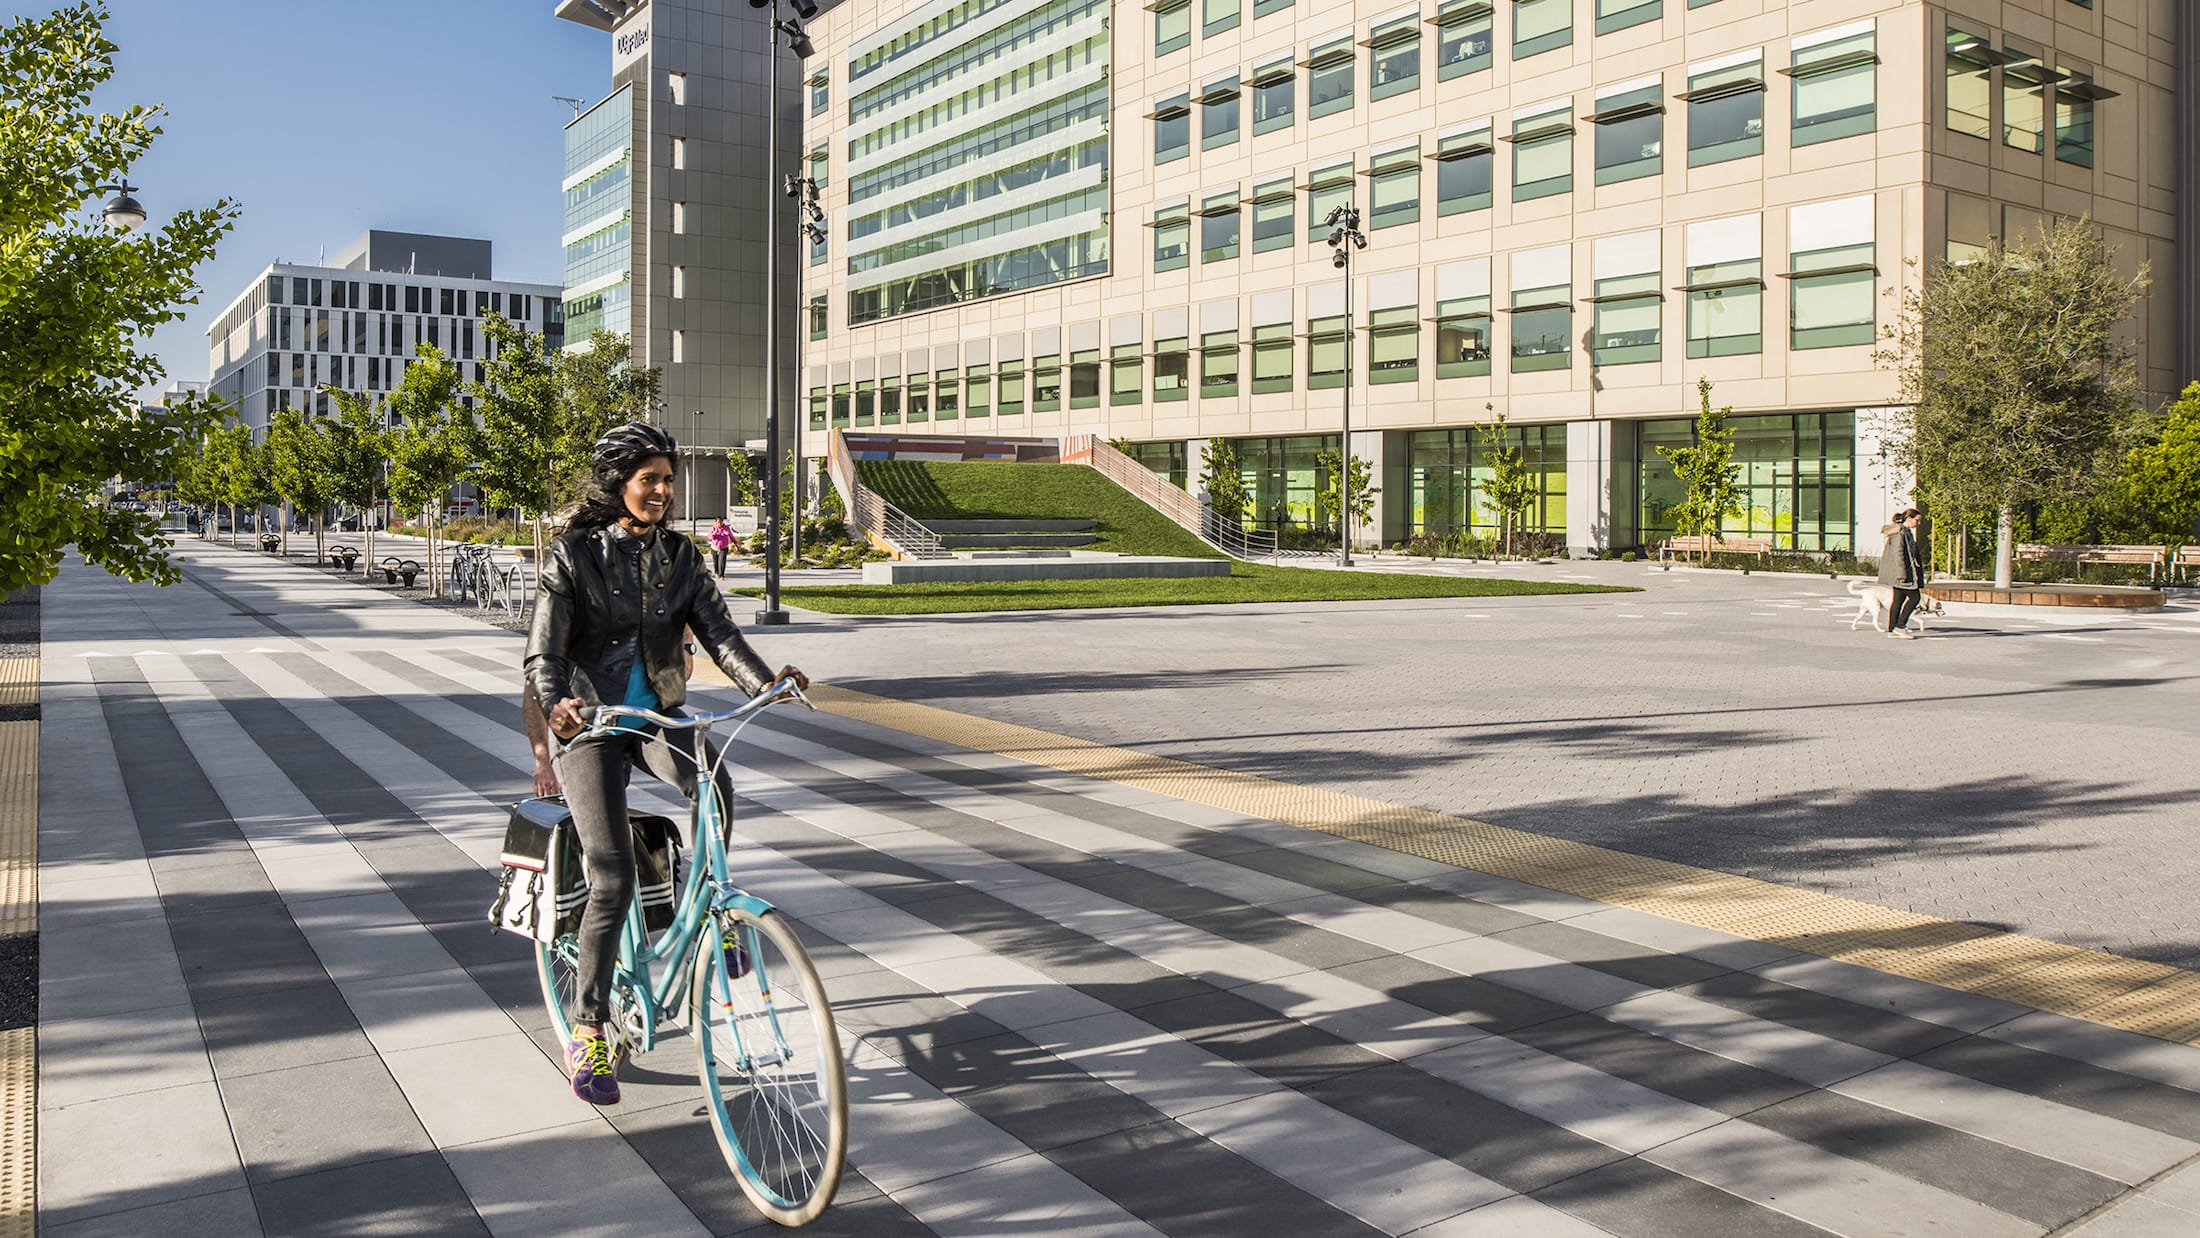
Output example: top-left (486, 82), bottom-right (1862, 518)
top-left (534, 685), bottom-right (848, 1226)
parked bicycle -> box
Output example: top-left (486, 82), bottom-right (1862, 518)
top-left (446, 543), bottom-right (497, 605)
top-left (495, 682), bottom-right (847, 1226)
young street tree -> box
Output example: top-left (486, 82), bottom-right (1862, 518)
top-left (0, 3), bottom-right (239, 593)
top-left (1881, 218), bottom-right (2148, 587)
top-left (2120, 382), bottom-right (2200, 541)
top-left (322, 387), bottom-right (389, 573)
top-left (1199, 438), bottom-right (1250, 541)
top-left (1479, 404), bottom-right (1536, 559)
top-left (1316, 449), bottom-right (1378, 549)
top-left (468, 313), bottom-right (565, 558)
top-left (263, 407), bottom-right (333, 560)
top-left (384, 347), bottom-right (466, 593)
top-left (1656, 379), bottom-right (1746, 562)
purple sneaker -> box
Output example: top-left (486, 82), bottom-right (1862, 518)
top-left (566, 1035), bottom-right (620, 1106)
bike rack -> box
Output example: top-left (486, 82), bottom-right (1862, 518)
top-left (379, 556), bottom-right (420, 587)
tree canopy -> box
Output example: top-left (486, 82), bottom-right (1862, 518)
top-left (1654, 379), bottom-right (1746, 559)
top-left (0, 2), bottom-right (237, 592)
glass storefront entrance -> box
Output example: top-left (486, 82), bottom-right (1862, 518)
top-left (1637, 411), bottom-right (1854, 551)
top-left (1405, 423), bottom-right (1568, 537)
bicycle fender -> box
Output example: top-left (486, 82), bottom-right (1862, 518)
top-left (711, 888), bottom-right (774, 919)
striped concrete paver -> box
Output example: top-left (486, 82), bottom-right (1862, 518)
top-left (33, 544), bottom-right (2200, 1236)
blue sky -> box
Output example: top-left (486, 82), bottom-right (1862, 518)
top-left (13, 0), bottom-right (608, 395)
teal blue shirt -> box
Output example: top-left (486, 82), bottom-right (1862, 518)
top-left (614, 653), bottom-right (660, 731)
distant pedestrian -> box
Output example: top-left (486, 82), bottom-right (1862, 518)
top-left (708, 516), bottom-right (734, 577)
top-left (1878, 508), bottom-right (1926, 638)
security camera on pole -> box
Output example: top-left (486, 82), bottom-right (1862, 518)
top-left (749, 0), bottom-right (819, 625)
top-left (1324, 204), bottom-right (1366, 566)
top-left (784, 172), bottom-right (826, 567)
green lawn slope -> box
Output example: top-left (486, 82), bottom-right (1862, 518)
top-left (857, 461), bottom-right (1219, 558)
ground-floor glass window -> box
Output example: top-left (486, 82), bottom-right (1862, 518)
top-left (1233, 434), bottom-right (1338, 531)
top-left (1636, 411), bottom-right (1854, 551)
top-left (1125, 440), bottom-right (1189, 490)
top-left (1406, 424), bottom-right (1568, 538)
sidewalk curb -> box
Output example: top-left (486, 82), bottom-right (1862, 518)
top-left (0, 631), bottom-right (35, 1236)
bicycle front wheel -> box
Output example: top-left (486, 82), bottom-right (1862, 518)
top-left (691, 906), bottom-right (847, 1227)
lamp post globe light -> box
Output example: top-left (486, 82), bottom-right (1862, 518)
top-left (1324, 204), bottom-right (1366, 566)
top-left (98, 180), bottom-right (146, 231)
top-left (749, 0), bottom-right (820, 626)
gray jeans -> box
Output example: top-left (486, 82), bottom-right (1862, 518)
top-left (553, 724), bottom-right (735, 1026)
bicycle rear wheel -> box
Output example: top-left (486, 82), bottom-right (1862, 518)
top-left (691, 906), bottom-right (847, 1226)
top-left (537, 935), bottom-right (581, 1045)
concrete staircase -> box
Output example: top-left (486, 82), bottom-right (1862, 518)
top-left (926, 519), bottom-right (1097, 550)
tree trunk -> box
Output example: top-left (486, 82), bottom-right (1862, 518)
top-left (228, 504), bottom-right (238, 548)
top-left (313, 511), bottom-right (325, 565)
top-left (364, 484), bottom-right (377, 577)
top-left (427, 510), bottom-right (439, 597)
top-left (1994, 504), bottom-right (2016, 589)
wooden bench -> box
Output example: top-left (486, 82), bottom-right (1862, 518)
top-left (2172, 546), bottom-right (2200, 583)
top-left (1658, 535), bottom-right (1773, 562)
top-left (2015, 543), bottom-right (2168, 581)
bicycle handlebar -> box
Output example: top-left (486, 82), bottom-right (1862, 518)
top-left (578, 676), bottom-right (812, 736)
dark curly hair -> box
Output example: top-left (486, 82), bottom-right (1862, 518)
top-left (564, 422), bottom-right (679, 533)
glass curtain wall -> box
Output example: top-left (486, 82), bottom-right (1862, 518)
top-left (1406, 425), bottom-right (1568, 537)
top-left (1637, 412), bottom-right (1855, 551)
top-left (1233, 435), bottom-right (1339, 531)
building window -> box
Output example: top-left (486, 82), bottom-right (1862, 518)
top-left (1640, 412), bottom-right (1852, 551)
top-left (1684, 215), bottom-right (1763, 358)
top-left (1306, 37), bottom-right (1354, 121)
top-left (1368, 14), bottom-right (1419, 102)
top-left (1107, 346), bottom-right (1141, 405)
top-left (965, 364), bottom-right (991, 418)
top-left (808, 295), bottom-right (828, 340)
top-left (1368, 146), bottom-right (1420, 229)
top-left (1201, 75), bottom-right (1241, 150)
top-left (1509, 247), bottom-right (1572, 373)
top-left (1513, 0), bottom-right (1572, 59)
top-left (1789, 22), bottom-right (1877, 146)
top-left (1305, 162), bottom-right (1354, 241)
top-left (809, 70), bottom-right (829, 117)
top-left (1033, 354), bottom-right (1061, 411)
top-left (1408, 424), bottom-right (1569, 539)
top-left (1153, 93), bottom-right (1191, 164)
top-left (672, 265), bottom-right (686, 298)
top-left (831, 382), bottom-right (850, 426)
top-left (1435, 127), bottom-right (1493, 216)
top-left (1200, 191), bottom-right (1241, 263)
top-left (1685, 55), bottom-right (1765, 166)
top-left (855, 379), bottom-right (876, 426)
top-left (1591, 233), bottom-right (1661, 366)
top-left (1154, 334), bottom-right (1190, 401)
top-left (1435, 0), bottom-right (1492, 81)
top-left (1589, 78), bottom-right (1664, 185)
top-left (2056, 70), bottom-right (2108, 167)
top-left (1944, 29), bottom-right (1994, 140)
top-left (935, 368), bottom-right (960, 420)
top-left (2003, 44), bottom-right (2049, 153)
top-left (906, 376), bottom-right (929, 423)
top-left (1251, 320), bottom-right (1293, 393)
top-left (1251, 60), bottom-right (1294, 134)
top-left (1156, 0), bottom-right (1190, 55)
top-left (1597, 0), bottom-right (1659, 35)
top-left (1201, 326), bottom-right (1239, 397)
top-left (1069, 348), bottom-right (1101, 409)
top-left (880, 377), bottom-right (903, 424)
top-left (1154, 203), bottom-right (1191, 272)
top-left (671, 136), bottom-right (686, 169)
top-left (1369, 306), bottom-right (1417, 384)
top-left (1435, 295), bottom-right (1492, 378)
top-left (672, 201), bottom-right (686, 233)
top-left (1204, 0), bottom-right (1239, 37)
top-left (1787, 195), bottom-right (1876, 350)
top-left (997, 362), bottom-right (1023, 416)
top-left (1308, 306), bottom-right (1348, 389)
top-left (668, 71), bottom-right (686, 105)
top-left (1254, 0), bottom-right (1290, 15)
top-left (1250, 178), bottom-right (1295, 252)
top-left (1510, 101), bottom-right (1574, 202)
top-left (671, 329), bottom-right (684, 363)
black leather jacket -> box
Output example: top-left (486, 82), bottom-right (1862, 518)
top-left (525, 521), bottom-right (774, 715)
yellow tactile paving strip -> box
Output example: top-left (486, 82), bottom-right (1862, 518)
top-left (0, 650), bottom-right (33, 1236)
top-left (810, 684), bottom-right (2200, 1046)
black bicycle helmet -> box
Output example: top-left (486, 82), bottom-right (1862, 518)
top-left (593, 421), bottom-right (678, 473)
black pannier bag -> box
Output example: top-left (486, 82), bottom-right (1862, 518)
top-left (489, 798), bottom-right (683, 942)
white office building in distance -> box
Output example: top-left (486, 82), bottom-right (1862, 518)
top-left (793, 0), bottom-right (2191, 555)
top-left (204, 230), bottom-right (565, 436)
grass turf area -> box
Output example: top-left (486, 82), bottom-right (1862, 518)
top-left (857, 460), bottom-right (1220, 558)
top-left (740, 563), bottom-right (1634, 615)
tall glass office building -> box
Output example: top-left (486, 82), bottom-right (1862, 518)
top-left (561, 86), bottom-right (635, 344)
top-left (841, 0), bottom-right (1112, 325)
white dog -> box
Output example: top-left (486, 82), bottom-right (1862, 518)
top-left (1847, 580), bottom-right (1943, 632)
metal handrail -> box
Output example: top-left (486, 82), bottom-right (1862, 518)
top-left (1068, 435), bottom-right (1278, 563)
top-left (828, 429), bottom-right (951, 560)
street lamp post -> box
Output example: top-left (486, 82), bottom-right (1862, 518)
top-left (787, 173), bottom-right (826, 570)
top-left (750, 0), bottom-right (817, 628)
top-left (690, 408), bottom-right (702, 541)
top-left (1324, 204), bottom-right (1366, 566)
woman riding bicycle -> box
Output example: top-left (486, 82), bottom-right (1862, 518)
top-left (525, 421), bottom-right (806, 1105)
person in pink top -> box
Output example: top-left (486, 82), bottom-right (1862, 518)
top-left (708, 516), bottom-right (734, 577)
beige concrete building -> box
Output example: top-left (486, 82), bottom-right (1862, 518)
top-left (797, 0), bottom-right (2189, 554)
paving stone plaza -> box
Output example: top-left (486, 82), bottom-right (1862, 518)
top-left (30, 543), bottom-right (2200, 1236)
